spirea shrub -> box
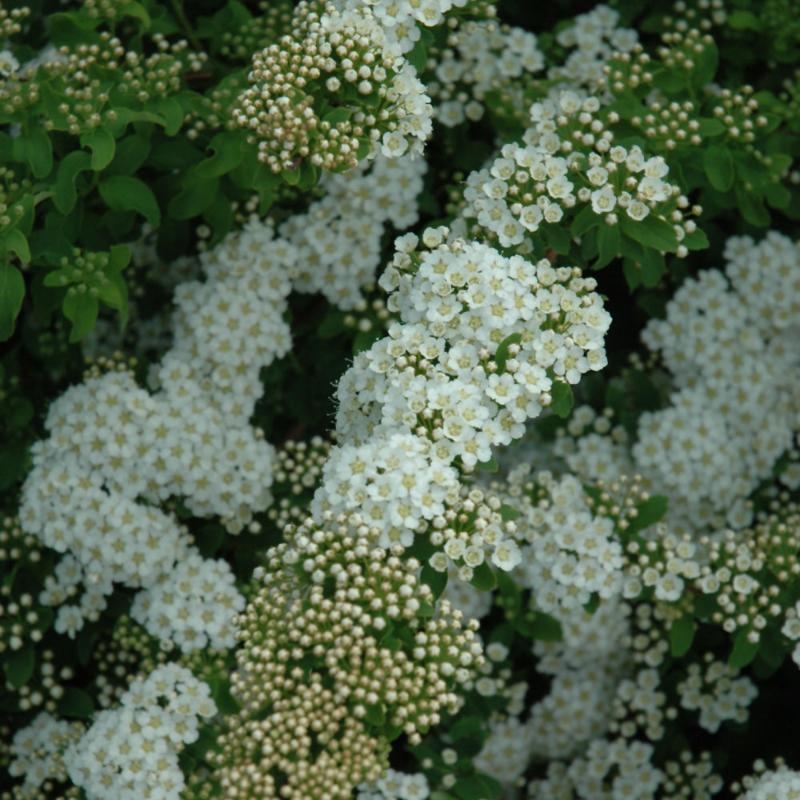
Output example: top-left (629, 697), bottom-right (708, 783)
top-left (0, 0), bottom-right (799, 799)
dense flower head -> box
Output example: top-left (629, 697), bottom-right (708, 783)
top-left (232, 1), bottom-right (432, 172)
top-left (130, 548), bottom-right (246, 652)
top-left (677, 655), bottom-right (757, 733)
top-left (550, 4), bottom-right (639, 93)
top-left (314, 230), bottom-right (610, 544)
top-left (0, 31), bottom-right (206, 133)
top-left (282, 152), bottom-right (426, 308)
top-left (210, 511), bottom-right (483, 799)
top-left (462, 90), bottom-right (694, 256)
top-left (429, 18), bottom-right (544, 127)
top-left (17, 214), bottom-right (298, 645)
top-left (64, 664), bottom-right (216, 800)
top-left (357, 768), bottom-right (430, 800)
top-left (8, 713), bottom-right (84, 795)
top-left (507, 467), bottom-right (626, 613)
top-left (738, 765), bottom-right (800, 800)
top-left (637, 232), bottom-right (800, 532)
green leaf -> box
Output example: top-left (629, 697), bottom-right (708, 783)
top-left (549, 381), bottom-right (574, 418)
top-left (499, 504), bottom-right (520, 522)
top-left (48, 11), bottom-right (100, 47)
top-left (53, 151), bottom-right (92, 214)
top-left (14, 128), bottom-right (53, 178)
top-left (58, 687), bottom-right (95, 719)
top-left (696, 118), bottom-right (726, 137)
top-left (193, 131), bottom-right (246, 179)
top-left (669, 615), bottom-right (696, 657)
top-left (571, 205), bottom-right (601, 237)
top-left (82, 128), bottom-right (116, 171)
top-left (530, 611), bottom-right (563, 642)
top-left (640, 248), bottom-right (665, 288)
top-left (421, 563), bottom-right (448, 599)
top-left (4, 644), bottom-right (34, 689)
top-left (620, 214), bottom-right (679, 253)
top-left (282, 165), bottom-right (301, 185)
top-left (629, 495), bottom-right (668, 534)
top-left (544, 224), bottom-right (571, 255)
top-left (3, 230), bottom-right (31, 263)
top-left (729, 628), bottom-right (759, 669)
top-left (364, 703), bottom-right (386, 726)
top-left (406, 28), bottom-right (431, 73)
top-left (120, 1), bottom-right (151, 26)
top-left (703, 144), bottom-right (734, 192)
top-left (450, 716), bottom-right (484, 742)
top-left (453, 775), bottom-right (504, 800)
top-left (99, 175), bottom-right (161, 227)
top-left (595, 222), bottom-right (620, 268)
top-left (683, 228), bottom-right (709, 251)
top-left (353, 329), bottom-right (382, 354)
top-left (470, 561), bottom-right (497, 592)
top-left (322, 107), bottom-right (352, 125)
top-left (168, 177), bottom-right (220, 220)
top-left (0, 262), bottom-right (25, 341)
top-left (156, 97), bottom-right (186, 136)
top-left (108, 243), bottom-right (132, 273)
top-left (727, 10), bottom-right (762, 30)
top-left (63, 292), bottom-right (99, 342)
top-left (691, 40), bottom-right (718, 89)
top-left (736, 186), bottom-right (770, 227)
top-left (209, 678), bottom-right (240, 714)
top-left (609, 90), bottom-right (647, 120)
top-left (764, 182), bottom-right (791, 210)
top-left (476, 456), bottom-right (499, 473)
top-left (494, 332), bottom-right (522, 373)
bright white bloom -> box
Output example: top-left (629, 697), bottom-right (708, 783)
top-left (65, 664), bottom-right (216, 800)
top-left (9, 714), bottom-right (84, 794)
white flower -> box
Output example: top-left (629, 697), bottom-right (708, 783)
top-left (626, 200), bottom-right (650, 221)
top-left (0, 49), bottom-right (19, 76)
top-left (590, 185), bottom-right (617, 214)
top-left (492, 540), bottom-right (521, 571)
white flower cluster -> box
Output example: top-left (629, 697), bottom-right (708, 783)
top-left (565, 738), bottom-right (663, 799)
top-left (320, 6), bottom-right (434, 160)
top-left (678, 658), bottom-right (758, 733)
top-left (64, 664), bottom-right (216, 800)
top-left (462, 91), bottom-right (691, 253)
top-left (430, 20), bottom-right (544, 127)
top-left (527, 598), bottom-right (630, 760)
top-left (357, 769), bottom-right (430, 800)
top-left (337, 0), bottom-right (468, 55)
top-left (552, 404), bottom-right (633, 485)
top-left (8, 713), bottom-right (84, 794)
top-left (443, 567), bottom-right (493, 618)
top-left (510, 468), bottom-right (625, 613)
top-left (312, 431), bottom-right (461, 548)
top-left (232, 2), bottom-right (433, 171)
top-left (636, 231), bottom-right (800, 532)
top-left (313, 228), bottom-right (610, 550)
top-left (130, 547), bottom-right (245, 652)
top-left (20, 219), bottom-right (296, 647)
top-left (0, 48), bottom-right (19, 77)
top-left (740, 767), bottom-right (800, 800)
top-left (549, 4), bottom-right (639, 93)
top-left (474, 716), bottom-right (536, 785)
top-left (282, 152), bottom-right (426, 309)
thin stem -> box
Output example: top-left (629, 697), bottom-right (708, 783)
top-left (170, 0), bottom-right (202, 52)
